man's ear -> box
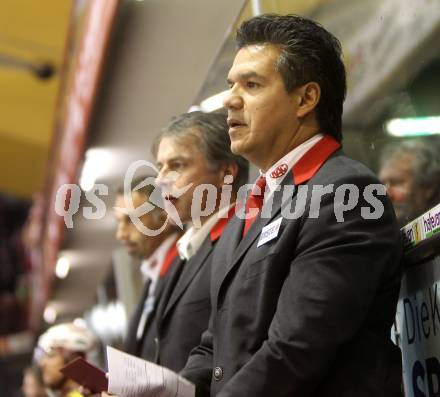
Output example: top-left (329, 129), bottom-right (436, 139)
top-left (294, 82), bottom-right (321, 118)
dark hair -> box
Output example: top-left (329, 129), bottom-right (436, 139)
top-left (236, 14), bottom-right (346, 141)
top-left (116, 176), bottom-right (165, 222)
top-left (153, 111), bottom-right (249, 191)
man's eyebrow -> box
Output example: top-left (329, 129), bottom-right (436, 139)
top-left (113, 206), bottom-right (129, 216)
top-left (157, 155), bottom-right (189, 164)
top-left (227, 71), bottom-right (264, 84)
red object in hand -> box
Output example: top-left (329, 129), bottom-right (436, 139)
top-left (60, 357), bottom-right (108, 393)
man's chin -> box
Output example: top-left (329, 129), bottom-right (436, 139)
top-left (126, 247), bottom-right (142, 258)
top-left (230, 140), bottom-right (248, 157)
top-left (168, 211), bottom-right (190, 227)
top-left (167, 217), bottom-right (177, 226)
top-left (44, 376), bottom-right (64, 389)
top-left (164, 201), bottom-right (185, 224)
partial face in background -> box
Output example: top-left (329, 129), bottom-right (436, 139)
top-left (39, 348), bottom-right (66, 389)
top-left (22, 371), bottom-right (46, 397)
top-left (156, 133), bottom-right (226, 225)
top-left (224, 44), bottom-right (303, 170)
top-left (379, 152), bottom-right (415, 225)
top-left (114, 191), bottom-right (164, 258)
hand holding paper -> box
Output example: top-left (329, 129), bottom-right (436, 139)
top-left (106, 346), bottom-right (195, 397)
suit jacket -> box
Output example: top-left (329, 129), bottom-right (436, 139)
top-left (182, 139), bottom-right (403, 397)
top-left (154, 211), bottom-right (234, 372)
top-left (123, 240), bottom-right (179, 360)
top-left (123, 275), bottom-right (164, 360)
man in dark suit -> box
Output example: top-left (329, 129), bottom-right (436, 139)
top-left (114, 178), bottom-right (180, 360)
top-left (181, 15), bottom-right (403, 396)
top-left (153, 111), bottom-right (248, 372)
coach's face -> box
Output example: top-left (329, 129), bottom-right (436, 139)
top-left (114, 191), bottom-right (164, 258)
top-left (156, 133), bottom-right (226, 226)
top-left (224, 44), bottom-right (318, 171)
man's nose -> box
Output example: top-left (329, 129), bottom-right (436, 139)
top-left (155, 170), bottom-right (166, 188)
top-left (387, 187), bottom-right (396, 202)
top-left (223, 87), bottom-right (243, 110)
top-left (155, 169), bottom-right (176, 191)
top-left (116, 224), bottom-right (128, 241)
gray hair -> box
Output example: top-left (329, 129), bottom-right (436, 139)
top-left (153, 111), bottom-right (249, 191)
top-left (381, 139), bottom-right (440, 211)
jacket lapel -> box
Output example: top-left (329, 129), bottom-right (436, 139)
top-left (160, 237), bottom-right (213, 324)
top-left (124, 279), bottom-right (150, 354)
top-left (217, 134), bottom-right (342, 294)
top-left (154, 257), bottom-right (182, 330)
top-left (210, 213), bottom-right (243, 310)
top-left (224, 213), bottom-right (244, 265)
top-left (212, 206), bottom-right (241, 268)
top-left (221, 184), bottom-right (287, 283)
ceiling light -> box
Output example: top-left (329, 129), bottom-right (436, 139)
top-left (43, 306), bottom-right (57, 324)
top-left (73, 318), bottom-right (87, 328)
top-left (200, 90), bottom-right (229, 112)
top-left (386, 116), bottom-right (440, 137)
top-left (87, 301), bottom-right (126, 340)
top-left (251, 0), bottom-right (262, 16)
top-left (55, 257), bottom-right (70, 279)
top-left (188, 105), bottom-right (201, 112)
top-left (79, 148), bottom-right (111, 191)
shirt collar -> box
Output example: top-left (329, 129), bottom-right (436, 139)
top-left (140, 233), bottom-right (179, 282)
top-left (263, 133), bottom-right (324, 194)
top-left (177, 205), bottom-right (233, 261)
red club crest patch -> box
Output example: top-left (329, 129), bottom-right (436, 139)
top-left (270, 164), bottom-right (288, 179)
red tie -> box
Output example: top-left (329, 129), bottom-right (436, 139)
top-left (159, 237), bottom-right (179, 277)
top-left (243, 176), bottom-right (267, 236)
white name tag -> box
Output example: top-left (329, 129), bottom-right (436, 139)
top-left (257, 217), bottom-right (282, 247)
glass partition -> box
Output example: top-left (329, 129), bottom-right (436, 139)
top-left (192, 0), bottom-right (440, 227)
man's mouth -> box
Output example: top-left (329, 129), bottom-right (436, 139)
top-left (164, 194), bottom-right (178, 205)
top-left (124, 243), bottom-right (137, 253)
top-left (227, 118), bottom-right (247, 130)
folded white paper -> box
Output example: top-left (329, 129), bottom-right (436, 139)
top-left (107, 346), bottom-right (195, 397)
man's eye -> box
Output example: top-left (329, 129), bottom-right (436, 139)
top-left (171, 162), bottom-right (184, 170)
top-left (246, 81), bottom-right (259, 88)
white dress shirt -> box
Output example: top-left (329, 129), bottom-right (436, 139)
top-left (262, 133), bottom-right (324, 196)
top-left (177, 205), bottom-right (233, 261)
